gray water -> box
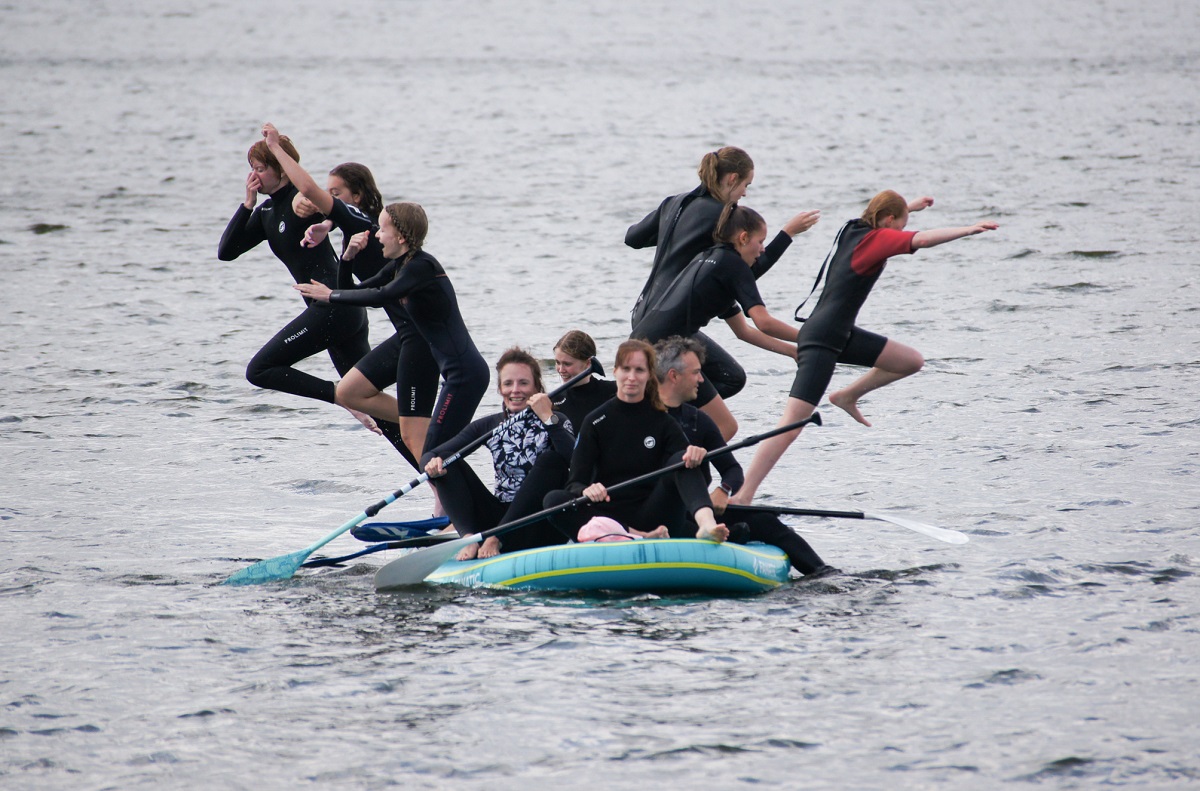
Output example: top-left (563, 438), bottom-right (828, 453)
top-left (2, 0), bottom-right (1198, 788)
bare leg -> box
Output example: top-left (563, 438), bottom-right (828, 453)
top-left (828, 340), bottom-right (924, 427)
top-left (699, 394), bottom-right (738, 442)
top-left (335, 368), bottom-right (401, 424)
top-left (399, 416), bottom-right (430, 468)
top-left (728, 397), bottom-right (816, 505)
top-left (693, 506), bottom-right (729, 542)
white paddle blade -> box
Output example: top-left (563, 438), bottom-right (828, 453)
top-left (865, 511), bottom-right (969, 544)
top-left (374, 535), bottom-right (481, 591)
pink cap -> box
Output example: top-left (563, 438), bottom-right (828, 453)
top-left (577, 516), bottom-right (634, 543)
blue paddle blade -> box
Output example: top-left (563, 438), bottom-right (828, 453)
top-left (351, 516), bottom-right (451, 543)
top-left (222, 549), bottom-right (312, 586)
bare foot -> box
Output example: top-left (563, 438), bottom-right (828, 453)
top-left (727, 493), bottom-right (751, 507)
top-left (478, 537), bottom-right (501, 558)
top-left (456, 540), bottom-right (480, 561)
top-left (828, 390), bottom-right (872, 427)
top-left (346, 406), bottom-right (383, 435)
top-left (696, 523), bottom-right (729, 543)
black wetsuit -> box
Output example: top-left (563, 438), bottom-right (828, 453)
top-left (328, 200), bottom-right (439, 420)
top-left (550, 377), bottom-right (616, 431)
top-left (667, 403), bottom-right (827, 575)
top-left (218, 183), bottom-right (370, 405)
top-left (626, 185), bottom-right (792, 400)
top-left (423, 408), bottom-right (575, 553)
top-left (632, 244), bottom-right (772, 406)
top-left (328, 250), bottom-right (489, 453)
top-left (542, 397), bottom-right (710, 538)
top-left (790, 220), bottom-right (917, 404)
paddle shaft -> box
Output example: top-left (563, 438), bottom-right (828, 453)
top-left (302, 534), bottom-right (457, 568)
top-left (725, 504), bottom-right (868, 521)
top-left (725, 503), bottom-right (969, 545)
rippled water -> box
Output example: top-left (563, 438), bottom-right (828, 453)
top-left (2, 0), bottom-right (1198, 788)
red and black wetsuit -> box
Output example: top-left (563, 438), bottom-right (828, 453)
top-left (790, 219), bottom-right (917, 404)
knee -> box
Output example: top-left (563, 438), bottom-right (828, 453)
top-left (245, 359), bottom-right (269, 389)
top-left (905, 351), bottom-right (925, 376)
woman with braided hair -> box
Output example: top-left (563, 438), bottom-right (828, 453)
top-left (294, 201), bottom-right (489, 457)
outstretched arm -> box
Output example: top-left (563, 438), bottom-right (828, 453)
top-left (727, 311), bottom-right (798, 359)
top-left (261, 123), bottom-right (334, 215)
top-left (908, 196), bottom-right (934, 213)
top-left (912, 221), bottom-right (999, 250)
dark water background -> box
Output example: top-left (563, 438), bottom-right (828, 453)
top-left (2, 1), bottom-right (1198, 788)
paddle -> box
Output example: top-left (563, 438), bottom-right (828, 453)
top-left (724, 504), bottom-right (969, 545)
top-left (222, 357), bottom-right (604, 586)
top-left (301, 534), bottom-right (459, 569)
top-left (374, 412), bottom-right (824, 590)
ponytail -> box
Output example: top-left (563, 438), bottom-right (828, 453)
top-left (697, 146), bottom-right (754, 200)
top-left (713, 203), bottom-right (766, 246)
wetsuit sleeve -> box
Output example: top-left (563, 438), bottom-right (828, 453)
top-left (328, 256), bottom-right (425, 307)
top-left (749, 230), bottom-right (793, 280)
top-left (328, 199), bottom-right (373, 234)
top-left (335, 252), bottom-right (356, 290)
top-left (851, 229), bottom-right (918, 276)
top-left (565, 420), bottom-right (601, 495)
top-left (546, 413), bottom-right (576, 457)
top-left (217, 204), bottom-right (264, 261)
top-left (625, 197), bottom-right (669, 249)
top-left (423, 414), bottom-right (501, 464)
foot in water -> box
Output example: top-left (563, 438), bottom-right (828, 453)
top-left (346, 406), bottom-right (383, 435)
top-left (805, 564), bottom-right (841, 579)
top-left (828, 390), bottom-right (872, 427)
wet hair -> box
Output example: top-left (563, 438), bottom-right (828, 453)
top-left (713, 203), bottom-right (767, 246)
top-left (553, 329), bottom-right (597, 363)
top-left (247, 136), bottom-right (299, 178)
top-left (329, 163), bottom-right (383, 218)
top-left (861, 190), bottom-right (908, 229)
top-left (614, 339), bottom-right (666, 411)
top-left (697, 147), bottom-right (754, 201)
top-left (496, 346), bottom-right (545, 394)
top-left (383, 202), bottom-right (428, 263)
top-left (653, 336), bottom-right (706, 382)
